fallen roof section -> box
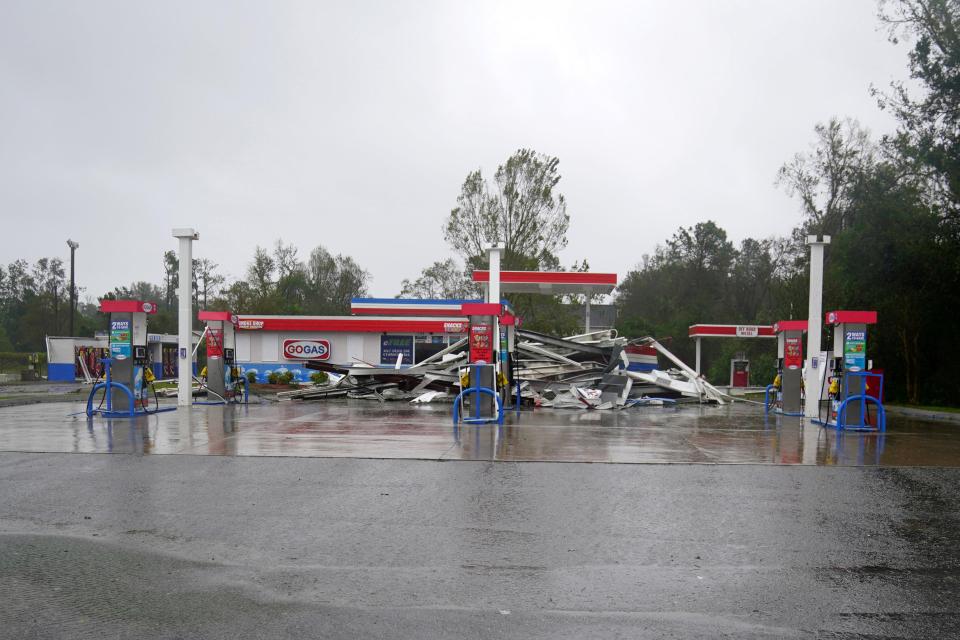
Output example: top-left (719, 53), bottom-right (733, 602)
top-left (473, 270), bottom-right (617, 295)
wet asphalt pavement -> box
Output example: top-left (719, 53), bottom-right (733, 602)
top-left (1, 401), bottom-right (959, 638)
top-left (2, 399), bottom-right (958, 465)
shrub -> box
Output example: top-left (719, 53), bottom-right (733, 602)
top-left (310, 371), bottom-right (329, 385)
top-left (279, 371), bottom-right (295, 385)
top-left (266, 371), bottom-right (280, 385)
top-left (246, 371), bottom-right (257, 384)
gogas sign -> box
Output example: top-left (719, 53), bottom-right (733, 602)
top-left (282, 339), bottom-right (330, 360)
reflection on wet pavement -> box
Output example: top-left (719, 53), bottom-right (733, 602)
top-left (0, 400), bottom-right (958, 465)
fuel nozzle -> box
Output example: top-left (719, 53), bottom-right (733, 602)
top-left (827, 376), bottom-right (840, 398)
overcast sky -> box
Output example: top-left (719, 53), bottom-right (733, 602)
top-left (1, 0), bottom-right (910, 303)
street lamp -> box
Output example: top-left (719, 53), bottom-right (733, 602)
top-left (66, 240), bottom-right (78, 336)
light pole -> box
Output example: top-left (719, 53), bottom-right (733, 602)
top-left (66, 240), bottom-right (78, 336)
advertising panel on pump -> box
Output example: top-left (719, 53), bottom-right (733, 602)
top-left (844, 330), bottom-right (866, 371)
top-left (784, 336), bottom-right (803, 370)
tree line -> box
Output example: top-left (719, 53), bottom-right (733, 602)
top-left (617, 1), bottom-right (959, 405)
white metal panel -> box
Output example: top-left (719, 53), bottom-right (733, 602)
top-left (261, 333), bottom-right (278, 362)
top-left (236, 332), bottom-right (251, 361)
top-left (347, 334), bottom-right (364, 364)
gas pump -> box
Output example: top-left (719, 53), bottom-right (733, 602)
top-left (453, 302), bottom-right (505, 424)
top-left (820, 310), bottom-right (886, 431)
top-left (729, 353), bottom-right (750, 388)
top-left (769, 320), bottom-right (807, 416)
top-left (86, 300), bottom-right (175, 417)
top-left (198, 310), bottom-right (239, 402)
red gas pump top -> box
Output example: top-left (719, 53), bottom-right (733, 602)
top-left (459, 302), bottom-right (519, 326)
top-left (773, 320), bottom-right (808, 333)
top-left (198, 310), bottom-right (237, 324)
top-left (825, 311), bottom-right (877, 326)
top-left (460, 303), bottom-right (503, 317)
top-left (98, 299), bottom-right (158, 314)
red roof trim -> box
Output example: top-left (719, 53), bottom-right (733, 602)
top-left (352, 307), bottom-right (466, 317)
top-left (236, 316), bottom-right (468, 333)
top-left (472, 270), bottom-right (617, 285)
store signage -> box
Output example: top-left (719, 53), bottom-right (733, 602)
top-left (844, 330), bottom-right (866, 372)
top-left (283, 339), bottom-right (330, 360)
top-left (736, 325), bottom-right (759, 337)
top-left (238, 319), bottom-right (264, 330)
top-left (380, 335), bottom-right (413, 365)
top-left (784, 336), bottom-right (803, 370)
top-left (443, 321), bottom-right (466, 333)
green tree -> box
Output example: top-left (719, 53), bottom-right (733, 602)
top-left (444, 148), bottom-right (569, 271)
top-left (777, 117), bottom-right (876, 237)
top-left (617, 222), bottom-right (742, 369)
top-left (246, 246), bottom-right (277, 311)
top-left (877, 0), bottom-right (960, 217)
top-left (162, 250), bottom-right (178, 309)
top-left (399, 259), bottom-right (477, 299)
top-left (826, 160), bottom-right (956, 404)
top-left (194, 258), bottom-right (225, 310)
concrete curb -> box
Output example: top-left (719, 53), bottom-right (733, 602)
top-left (886, 405), bottom-right (960, 424)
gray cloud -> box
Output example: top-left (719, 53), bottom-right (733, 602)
top-left (0, 0), bottom-right (907, 302)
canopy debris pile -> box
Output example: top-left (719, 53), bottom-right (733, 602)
top-left (277, 329), bottom-right (729, 408)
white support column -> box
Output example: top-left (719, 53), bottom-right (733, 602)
top-left (485, 243), bottom-right (504, 304)
top-left (585, 298), bottom-right (591, 333)
top-left (484, 243), bottom-right (505, 383)
top-left (695, 337), bottom-right (702, 375)
top-left (173, 228), bottom-right (198, 407)
top-left (803, 235), bottom-right (830, 419)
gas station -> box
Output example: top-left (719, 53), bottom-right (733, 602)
top-left (51, 230), bottom-right (889, 435)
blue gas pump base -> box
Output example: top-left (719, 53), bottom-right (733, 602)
top-left (192, 375), bottom-right (250, 406)
top-left (812, 372), bottom-right (886, 432)
top-left (453, 364), bottom-right (504, 426)
top-left (85, 359), bottom-right (177, 419)
top-left (763, 384), bottom-right (805, 417)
